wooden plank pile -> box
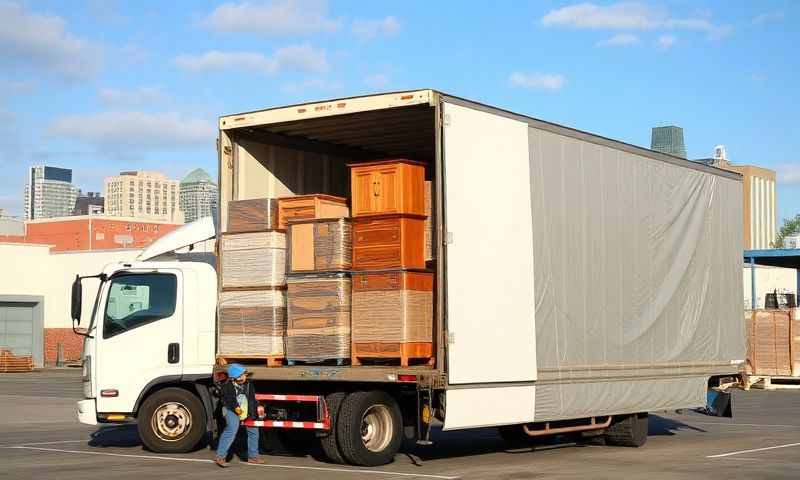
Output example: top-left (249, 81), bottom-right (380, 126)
top-left (0, 349), bottom-right (33, 373)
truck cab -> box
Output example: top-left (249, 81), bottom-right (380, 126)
top-left (76, 219), bottom-right (218, 452)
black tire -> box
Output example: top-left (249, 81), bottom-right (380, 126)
top-left (318, 392), bottom-right (347, 464)
top-left (604, 413), bottom-right (648, 447)
top-left (336, 391), bottom-right (403, 466)
top-left (138, 387), bottom-right (207, 453)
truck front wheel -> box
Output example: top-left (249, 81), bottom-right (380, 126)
top-left (138, 387), bottom-right (207, 453)
top-left (336, 391), bottom-right (402, 466)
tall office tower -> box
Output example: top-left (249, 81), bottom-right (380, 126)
top-left (104, 171), bottom-right (183, 222)
top-left (179, 168), bottom-right (218, 223)
top-left (650, 126), bottom-right (687, 158)
top-left (23, 165), bottom-right (79, 220)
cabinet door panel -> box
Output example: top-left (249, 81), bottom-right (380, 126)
top-left (375, 167), bottom-right (399, 214)
top-left (351, 170), bottom-right (377, 216)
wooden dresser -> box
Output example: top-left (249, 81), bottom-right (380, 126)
top-left (352, 214), bottom-right (425, 270)
top-left (277, 194), bottom-right (349, 230)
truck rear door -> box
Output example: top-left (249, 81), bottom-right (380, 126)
top-left (94, 270), bottom-right (183, 413)
top-left (442, 100), bottom-right (537, 428)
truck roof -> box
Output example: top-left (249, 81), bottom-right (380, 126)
top-left (218, 89), bottom-right (741, 181)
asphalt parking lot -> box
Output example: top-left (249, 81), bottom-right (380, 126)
top-left (1, 370), bottom-right (799, 479)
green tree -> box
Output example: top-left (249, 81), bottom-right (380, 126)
top-left (772, 214), bottom-right (800, 248)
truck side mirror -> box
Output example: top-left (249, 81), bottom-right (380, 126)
top-left (71, 275), bottom-right (82, 323)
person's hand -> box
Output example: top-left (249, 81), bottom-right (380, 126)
top-left (234, 407), bottom-right (243, 416)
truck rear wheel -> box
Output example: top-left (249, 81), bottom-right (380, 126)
top-left (604, 413), bottom-right (648, 447)
top-left (138, 387), bottom-right (207, 453)
top-left (336, 391), bottom-right (402, 466)
top-left (318, 392), bottom-right (346, 464)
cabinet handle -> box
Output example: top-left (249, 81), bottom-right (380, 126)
top-left (373, 181), bottom-right (380, 197)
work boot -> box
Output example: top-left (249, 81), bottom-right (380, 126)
top-left (214, 457), bottom-right (227, 468)
top-left (247, 457), bottom-right (266, 465)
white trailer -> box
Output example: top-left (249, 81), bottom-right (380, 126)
top-left (75, 90), bottom-right (745, 466)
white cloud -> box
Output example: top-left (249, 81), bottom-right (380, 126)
top-left (98, 86), bottom-right (166, 106)
top-left (281, 78), bottom-right (341, 93)
top-left (777, 164), bottom-right (800, 186)
top-left (364, 74), bottom-right (390, 88)
top-left (48, 112), bottom-right (215, 149)
top-left (657, 34), bottom-right (676, 49)
top-left (509, 72), bottom-right (566, 92)
top-left (541, 2), bottom-right (732, 39)
top-left (0, 1), bottom-right (101, 78)
top-left (596, 33), bottom-right (639, 47)
top-left (351, 16), bottom-right (400, 40)
top-left (753, 11), bottom-right (785, 25)
top-left (202, 0), bottom-right (340, 35)
top-left (174, 45), bottom-right (328, 75)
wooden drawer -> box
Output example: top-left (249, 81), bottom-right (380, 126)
top-left (277, 194), bottom-right (349, 230)
top-left (352, 215), bottom-right (425, 270)
top-left (348, 159), bottom-right (425, 218)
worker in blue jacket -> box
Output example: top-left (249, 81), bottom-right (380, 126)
top-left (214, 363), bottom-right (264, 467)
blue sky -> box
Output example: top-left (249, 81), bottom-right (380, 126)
top-left (1, 0), bottom-right (798, 222)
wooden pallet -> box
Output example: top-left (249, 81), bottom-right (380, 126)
top-left (0, 350), bottom-right (33, 373)
top-left (351, 342), bottom-right (434, 367)
top-left (743, 374), bottom-right (800, 391)
top-left (216, 355), bottom-right (285, 368)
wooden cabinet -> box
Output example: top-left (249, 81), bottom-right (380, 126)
top-left (352, 215), bottom-right (425, 270)
top-left (227, 198), bottom-right (279, 233)
top-left (348, 160), bottom-right (425, 217)
top-left (288, 218), bottom-right (352, 273)
top-left (277, 194), bottom-right (349, 230)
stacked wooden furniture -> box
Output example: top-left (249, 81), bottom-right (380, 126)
top-left (744, 309), bottom-right (800, 389)
top-left (217, 199), bottom-right (287, 366)
top-left (348, 159), bottom-right (434, 367)
top-left (0, 349), bottom-right (33, 373)
top-left (284, 195), bottom-right (352, 365)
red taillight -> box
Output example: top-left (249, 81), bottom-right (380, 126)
top-left (400, 94), bottom-right (414, 100)
top-left (100, 389), bottom-right (119, 397)
top-left (397, 375), bottom-right (417, 383)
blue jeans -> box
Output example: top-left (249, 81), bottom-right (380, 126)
top-left (216, 407), bottom-right (259, 460)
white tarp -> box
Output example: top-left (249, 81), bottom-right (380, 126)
top-left (528, 127), bottom-right (745, 421)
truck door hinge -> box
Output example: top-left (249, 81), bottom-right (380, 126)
top-left (447, 331), bottom-right (455, 345)
top-left (443, 113), bottom-right (451, 127)
top-left (445, 232), bottom-right (453, 245)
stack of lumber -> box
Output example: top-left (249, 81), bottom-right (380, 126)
top-left (745, 309), bottom-right (800, 377)
top-left (0, 350), bottom-right (33, 373)
top-left (351, 271), bottom-right (434, 366)
top-left (218, 199), bottom-right (287, 365)
top-left (286, 273), bottom-right (351, 365)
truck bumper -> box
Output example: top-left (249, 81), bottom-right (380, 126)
top-left (77, 399), bottom-right (98, 426)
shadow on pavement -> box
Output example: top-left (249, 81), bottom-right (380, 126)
top-left (648, 414), bottom-right (707, 436)
top-left (88, 425), bottom-right (142, 447)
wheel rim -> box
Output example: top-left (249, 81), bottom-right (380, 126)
top-left (151, 402), bottom-right (192, 442)
top-left (360, 404), bottom-right (393, 453)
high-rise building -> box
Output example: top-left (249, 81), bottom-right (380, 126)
top-left (104, 171), bottom-right (182, 223)
top-left (693, 146), bottom-right (777, 250)
top-left (650, 126), bottom-right (687, 158)
top-left (72, 191), bottom-right (105, 216)
top-left (23, 165), bottom-right (79, 220)
top-left (179, 168), bottom-right (218, 224)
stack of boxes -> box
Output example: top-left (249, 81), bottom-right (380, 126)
top-left (218, 199), bottom-right (287, 366)
top-left (348, 159), bottom-right (435, 367)
top-left (284, 196), bottom-right (352, 365)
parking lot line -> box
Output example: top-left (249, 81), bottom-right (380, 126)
top-left (0, 440), bottom-right (86, 448)
top-left (706, 442), bottom-right (800, 458)
top-left (691, 422), bottom-right (800, 428)
top-left (10, 446), bottom-right (460, 479)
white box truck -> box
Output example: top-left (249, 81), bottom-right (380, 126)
top-left (74, 90), bottom-right (745, 466)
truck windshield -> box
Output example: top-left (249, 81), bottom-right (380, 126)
top-left (103, 273), bottom-right (177, 339)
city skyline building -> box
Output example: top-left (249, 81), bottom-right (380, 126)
top-left (23, 165), bottom-right (78, 220)
top-left (72, 191), bottom-right (104, 216)
top-left (650, 125), bottom-right (687, 158)
top-left (179, 168), bottom-right (218, 224)
top-left (104, 171), bottom-right (182, 223)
